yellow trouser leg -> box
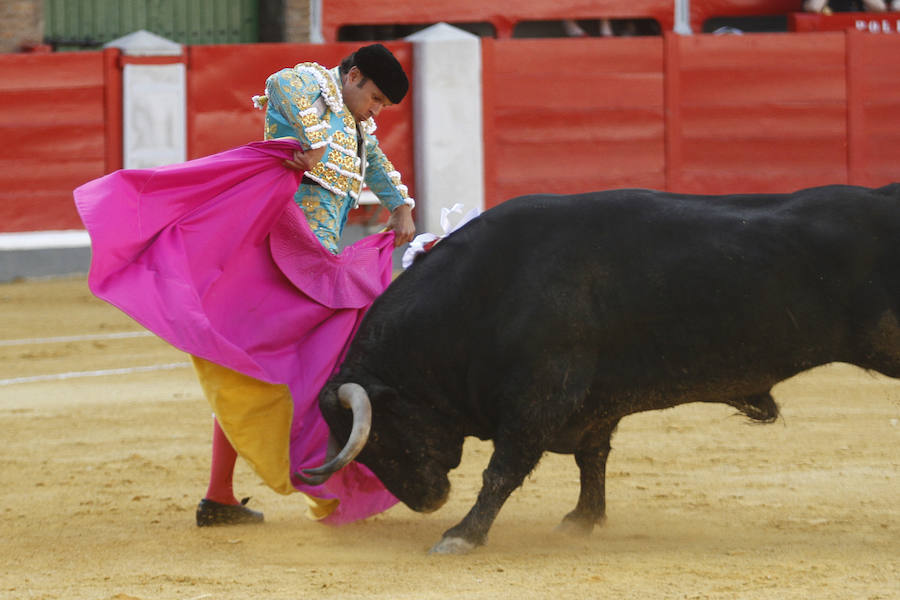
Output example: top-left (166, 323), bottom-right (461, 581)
top-left (190, 356), bottom-right (338, 519)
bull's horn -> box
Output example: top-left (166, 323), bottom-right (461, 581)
top-left (295, 383), bottom-right (372, 486)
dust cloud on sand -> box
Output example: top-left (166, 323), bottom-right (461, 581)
top-left (1, 276), bottom-right (898, 599)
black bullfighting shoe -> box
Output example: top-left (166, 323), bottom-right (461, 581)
top-left (196, 497), bottom-right (264, 527)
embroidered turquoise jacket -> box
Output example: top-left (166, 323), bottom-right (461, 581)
top-left (261, 63), bottom-right (414, 253)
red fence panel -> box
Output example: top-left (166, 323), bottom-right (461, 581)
top-left (846, 31), bottom-right (900, 187)
top-left (482, 36), bottom-right (665, 208)
top-left (5, 32), bottom-right (900, 236)
top-left (665, 32), bottom-right (848, 194)
top-left (0, 49), bottom-right (117, 233)
top-left (187, 41), bottom-right (415, 222)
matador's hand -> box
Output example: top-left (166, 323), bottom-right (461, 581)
top-left (386, 204), bottom-right (416, 246)
top-left (283, 147), bottom-right (325, 171)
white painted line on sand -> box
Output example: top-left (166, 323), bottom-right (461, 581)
top-left (0, 331), bottom-right (154, 347)
top-left (0, 230), bottom-right (90, 250)
top-left (0, 362), bottom-right (191, 386)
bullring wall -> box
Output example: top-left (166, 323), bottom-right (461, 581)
top-left (0, 30), bottom-right (899, 233)
top-left (484, 31), bottom-right (900, 208)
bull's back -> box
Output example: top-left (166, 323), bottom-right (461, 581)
top-left (420, 186), bottom-right (865, 304)
top-left (369, 184), bottom-right (900, 378)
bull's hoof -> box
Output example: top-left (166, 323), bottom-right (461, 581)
top-left (428, 536), bottom-right (476, 555)
top-left (554, 518), bottom-right (594, 537)
top-left (555, 511), bottom-right (605, 536)
top-left (730, 394), bottom-right (779, 424)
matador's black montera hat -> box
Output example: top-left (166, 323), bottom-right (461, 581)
top-left (353, 43), bottom-right (409, 104)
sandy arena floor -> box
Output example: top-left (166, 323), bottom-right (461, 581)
top-left (1, 275), bottom-right (898, 600)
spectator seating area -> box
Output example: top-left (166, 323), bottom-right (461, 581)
top-left (321, 0), bottom-right (813, 39)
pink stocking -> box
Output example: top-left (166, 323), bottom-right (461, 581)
top-left (204, 418), bottom-right (239, 505)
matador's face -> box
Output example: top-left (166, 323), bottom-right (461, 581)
top-left (342, 66), bottom-right (394, 122)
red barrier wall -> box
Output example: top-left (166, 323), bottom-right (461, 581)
top-left (666, 32), bottom-right (848, 193)
top-left (0, 48), bottom-right (120, 233)
top-left (846, 31), bottom-right (900, 187)
top-left (187, 41), bottom-right (415, 223)
top-left (482, 37), bottom-right (665, 208)
top-left (482, 31), bottom-right (900, 204)
top-left (3, 33), bottom-right (900, 235)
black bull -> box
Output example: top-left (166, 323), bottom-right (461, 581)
top-left (300, 183), bottom-right (900, 554)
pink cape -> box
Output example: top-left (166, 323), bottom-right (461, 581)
top-left (73, 139), bottom-right (399, 524)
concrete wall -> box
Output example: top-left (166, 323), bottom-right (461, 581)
top-left (0, 0), bottom-right (42, 53)
top-left (285, 0), bottom-right (313, 42)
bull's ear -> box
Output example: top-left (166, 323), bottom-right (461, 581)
top-left (318, 383), bottom-right (339, 414)
top-left (365, 383), bottom-right (400, 408)
top-left (318, 383), bottom-right (352, 434)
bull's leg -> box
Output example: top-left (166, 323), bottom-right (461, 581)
top-left (724, 392), bottom-right (779, 423)
top-left (430, 437), bottom-right (544, 555)
top-left (556, 419), bottom-right (620, 535)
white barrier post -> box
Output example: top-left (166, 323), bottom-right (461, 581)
top-left (675, 0), bottom-right (693, 34)
top-left (309, 0), bottom-right (324, 43)
top-left (104, 30), bottom-right (186, 169)
top-left (406, 23), bottom-right (485, 237)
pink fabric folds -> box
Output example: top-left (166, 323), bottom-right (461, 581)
top-left (74, 139), bottom-right (399, 524)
